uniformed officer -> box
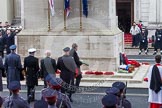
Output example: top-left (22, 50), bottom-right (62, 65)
top-left (4, 29), bottom-right (15, 54)
top-left (49, 77), bottom-right (72, 108)
top-left (139, 28), bottom-right (148, 55)
top-left (112, 82), bottom-right (132, 108)
top-left (102, 94), bottom-right (118, 108)
top-left (3, 81), bottom-right (30, 108)
top-left (153, 28), bottom-right (162, 55)
top-left (40, 50), bottom-right (57, 88)
top-left (70, 43), bottom-right (83, 88)
top-left (56, 47), bottom-right (78, 102)
top-left (42, 88), bottom-right (58, 108)
top-left (24, 48), bottom-right (39, 103)
top-left (5, 45), bottom-right (22, 88)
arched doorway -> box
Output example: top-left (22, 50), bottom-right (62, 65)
top-left (116, 0), bottom-right (134, 33)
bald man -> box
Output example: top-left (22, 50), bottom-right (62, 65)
top-left (40, 50), bottom-right (57, 88)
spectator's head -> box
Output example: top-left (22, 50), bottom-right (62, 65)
top-left (133, 22), bottom-right (136, 26)
top-left (155, 55), bottom-right (161, 63)
top-left (8, 81), bottom-right (21, 94)
top-left (63, 47), bottom-right (70, 55)
top-left (0, 96), bottom-right (3, 107)
top-left (42, 88), bottom-right (57, 106)
top-left (28, 48), bottom-right (36, 56)
top-left (9, 45), bottom-right (17, 52)
top-left (45, 50), bottom-right (51, 57)
top-left (102, 94), bottom-right (117, 108)
top-left (72, 43), bottom-right (78, 51)
top-left (34, 100), bottom-right (48, 108)
top-left (0, 22), bottom-right (2, 26)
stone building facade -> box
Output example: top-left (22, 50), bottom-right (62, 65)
top-left (0, 0), bottom-right (162, 71)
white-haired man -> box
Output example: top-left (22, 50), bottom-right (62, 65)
top-left (40, 50), bottom-right (57, 88)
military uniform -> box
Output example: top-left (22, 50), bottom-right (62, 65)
top-left (24, 48), bottom-right (39, 102)
top-left (153, 29), bottom-right (162, 55)
top-left (56, 47), bottom-right (77, 102)
top-left (139, 29), bottom-right (148, 55)
top-left (4, 30), bottom-right (15, 54)
top-left (5, 45), bottom-right (22, 88)
top-left (42, 88), bottom-right (58, 108)
top-left (49, 77), bottom-right (72, 108)
top-left (3, 81), bottom-right (30, 108)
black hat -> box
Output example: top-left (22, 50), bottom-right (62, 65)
top-left (102, 94), bottom-right (117, 107)
top-left (63, 47), bottom-right (70, 52)
top-left (42, 88), bottom-right (57, 99)
top-left (34, 100), bottom-right (48, 108)
top-left (8, 81), bottom-right (21, 90)
top-left (105, 87), bottom-right (120, 95)
top-left (9, 45), bottom-right (16, 50)
top-left (112, 81), bottom-right (126, 90)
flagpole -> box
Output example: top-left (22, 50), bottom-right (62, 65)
top-left (48, 1), bottom-right (51, 32)
top-left (80, 0), bottom-right (82, 31)
top-left (64, 0), bottom-right (66, 31)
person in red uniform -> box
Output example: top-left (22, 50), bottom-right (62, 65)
top-left (147, 55), bottom-right (162, 108)
top-left (138, 20), bottom-right (143, 32)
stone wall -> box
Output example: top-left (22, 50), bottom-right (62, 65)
top-left (17, 29), bottom-right (123, 72)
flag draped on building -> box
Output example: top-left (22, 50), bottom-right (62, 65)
top-left (49, 0), bottom-right (55, 16)
top-left (64, 0), bottom-right (71, 17)
top-left (82, 0), bottom-right (88, 17)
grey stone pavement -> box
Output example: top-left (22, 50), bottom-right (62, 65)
top-left (1, 85), bottom-right (149, 108)
top-left (1, 54), bottom-right (153, 108)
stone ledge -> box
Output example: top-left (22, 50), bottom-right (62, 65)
top-left (18, 28), bottom-right (122, 36)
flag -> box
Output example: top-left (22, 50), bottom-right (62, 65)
top-left (49, 0), bottom-right (55, 16)
top-left (82, 0), bottom-right (88, 17)
top-left (64, 0), bottom-right (71, 17)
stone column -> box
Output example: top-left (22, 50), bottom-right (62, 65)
top-left (149, 0), bottom-right (157, 23)
top-left (108, 0), bottom-right (117, 28)
top-left (14, 0), bottom-right (21, 18)
top-left (0, 0), bottom-right (14, 24)
top-left (134, 0), bottom-right (141, 22)
top-left (21, 0), bottom-right (24, 28)
top-left (160, 0), bottom-right (162, 23)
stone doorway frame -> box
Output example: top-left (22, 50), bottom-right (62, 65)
top-left (116, 0), bottom-right (134, 28)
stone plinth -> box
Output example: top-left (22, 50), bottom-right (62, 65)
top-left (17, 28), bottom-right (123, 72)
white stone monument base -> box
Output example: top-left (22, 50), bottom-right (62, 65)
top-left (17, 29), bottom-right (124, 72)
